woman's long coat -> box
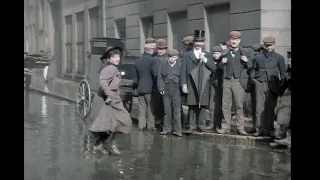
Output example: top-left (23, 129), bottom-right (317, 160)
top-left (88, 64), bottom-right (132, 134)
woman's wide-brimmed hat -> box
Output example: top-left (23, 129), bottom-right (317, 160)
top-left (100, 46), bottom-right (123, 60)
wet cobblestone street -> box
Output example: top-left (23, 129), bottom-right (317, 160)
top-left (24, 90), bottom-right (291, 180)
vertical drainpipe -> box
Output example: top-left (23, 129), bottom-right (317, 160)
top-left (84, 0), bottom-right (89, 78)
top-left (35, 0), bottom-right (39, 52)
top-left (101, 0), bottom-right (106, 37)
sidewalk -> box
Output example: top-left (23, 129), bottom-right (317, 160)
top-left (29, 72), bottom-right (271, 144)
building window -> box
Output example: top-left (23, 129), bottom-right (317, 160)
top-left (140, 16), bottom-right (153, 52)
top-left (168, 11), bottom-right (188, 52)
top-left (205, 4), bottom-right (230, 48)
top-left (115, 18), bottom-right (126, 39)
top-left (89, 7), bottom-right (100, 40)
top-left (65, 15), bottom-right (73, 74)
top-left (141, 16), bottom-right (153, 39)
top-left (76, 11), bottom-right (85, 75)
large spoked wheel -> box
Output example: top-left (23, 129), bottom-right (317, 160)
top-left (77, 79), bottom-right (92, 119)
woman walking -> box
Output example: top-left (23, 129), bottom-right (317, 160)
top-left (88, 46), bottom-right (132, 155)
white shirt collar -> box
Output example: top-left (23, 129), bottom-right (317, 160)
top-left (193, 48), bottom-right (202, 59)
top-left (168, 61), bottom-right (176, 67)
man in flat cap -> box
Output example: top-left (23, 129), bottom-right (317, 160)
top-left (145, 37), bottom-right (156, 44)
top-left (248, 36), bottom-right (286, 137)
top-left (180, 30), bottom-right (216, 133)
top-left (152, 39), bottom-right (169, 126)
top-left (181, 36), bottom-right (194, 57)
top-left (206, 46), bottom-right (224, 131)
top-left (157, 49), bottom-right (183, 137)
top-left (252, 44), bottom-right (264, 55)
top-left (218, 31), bottom-right (252, 135)
top-left (220, 41), bottom-right (230, 56)
top-left (180, 35), bottom-right (194, 129)
top-left (133, 43), bottom-right (157, 131)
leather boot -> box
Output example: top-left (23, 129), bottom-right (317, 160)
top-left (103, 132), bottom-right (121, 155)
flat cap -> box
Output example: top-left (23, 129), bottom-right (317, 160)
top-left (182, 36), bottom-right (194, 44)
top-left (230, 31), bottom-right (241, 39)
top-left (145, 38), bottom-right (156, 44)
top-left (212, 46), bottom-right (223, 52)
top-left (167, 49), bottom-right (179, 57)
top-left (144, 43), bottom-right (156, 49)
top-left (263, 36), bottom-right (276, 44)
top-left (252, 44), bottom-right (263, 51)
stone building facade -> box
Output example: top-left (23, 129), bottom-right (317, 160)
top-left (24, 0), bottom-right (291, 80)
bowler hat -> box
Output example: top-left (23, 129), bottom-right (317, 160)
top-left (100, 46), bottom-right (123, 60)
top-left (194, 30), bottom-right (205, 42)
top-left (156, 39), bottom-right (168, 49)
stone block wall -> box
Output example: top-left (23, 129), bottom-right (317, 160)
top-left (103, 0), bottom-right (290, 59)
top-left (261, 0), bottom-right (291, 61)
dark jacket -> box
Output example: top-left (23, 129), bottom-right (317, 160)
top-left (180, 49), bottom-right (216, 106)
top-left (133, 53), bottom-right (156, 94)
top-left (248, 51), bottom-right (286, 94)
top-left (157, 60), bottom-right (181, 93)
top-left (152, 55), bottom-right (168, 78)
top-left (220, 47), bottom-right (253, 92)
top-left (210, 58), bottom-right (224, 88)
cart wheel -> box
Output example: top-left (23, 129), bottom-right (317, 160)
top-left (77, 79), bottom-right (92, 119)
top-left (123, 96), bottom-right (133, 113)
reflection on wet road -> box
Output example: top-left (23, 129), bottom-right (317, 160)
top-left (24, 90), bottom-right (291, 180)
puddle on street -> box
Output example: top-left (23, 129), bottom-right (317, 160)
top-left (24, 90), bottom-right (291, 180)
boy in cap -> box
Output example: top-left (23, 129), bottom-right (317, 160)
top-left (218, 31), bottom-right (252, 135)
top-left (207, 46), bottom-right (224, 131)
top-left (249, 36), bottom-right (286, 137)
top-left (180, 30), bottom-right (216, 133)
top-left (157, 49), bottom-right (183, 136)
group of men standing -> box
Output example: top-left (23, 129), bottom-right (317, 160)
top-left (133, 29), bottom-right (291, 145)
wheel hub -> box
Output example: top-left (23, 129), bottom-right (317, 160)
top-left (81, 96), bottom-right (86, 101)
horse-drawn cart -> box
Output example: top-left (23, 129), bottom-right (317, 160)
top-left (76, 38), bottom-right (138, 119)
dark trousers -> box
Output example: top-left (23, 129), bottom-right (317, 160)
top-left (188, 105), bottom-right (207, 131)
top-left (221, 77), bottom-right (245, 130)
top-left (152, 92), bottom-right (164, 125)
top-left (138, 93), bottom-right (155, 129)
top-left (250, 88), bottom-right (257, 126)
top-left (181, 95), bottom-right (188, 129)
top-left (254, 79), bottom-right (278, 133)
top-left (253, 79), bottom-right (267, 130)
top-left (162, 90), bottom-right (182, 132)
top-left (208, 87), bottom-right (223, 128)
